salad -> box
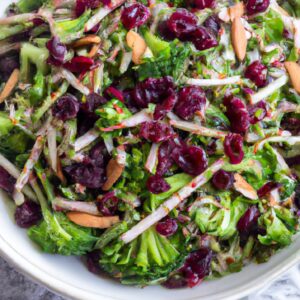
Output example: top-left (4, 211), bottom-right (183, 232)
top-left (0, 0), bottom-right (300, 289)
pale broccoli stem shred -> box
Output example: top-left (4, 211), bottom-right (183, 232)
top-left (20, 43), bottom-right (49, 82)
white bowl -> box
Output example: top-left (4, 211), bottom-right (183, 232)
top-left (1, 1), bottom-right (300, 299)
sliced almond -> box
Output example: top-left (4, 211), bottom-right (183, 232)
top-left (67, 212), bottom-right (119, 228)
top-left (73, 35), bottom-right (101, 48)
top-left (56, 157), bottom-right (67, 185)
top-left (284, 61), bottom-right (300, 94)
top-left (87, 43), bottom-right (100, 58)
top-left (229, 2), bottom-right (245, 21)
top-left (0, 69), bottom-right (20, 103)
top-left (102, 158), bottom-right (125, 191)
top-left (233, 173), bottom-right (258, 200)
top-left (231, 17), bottom-right (247, 62)
top-left (126, 30), bottom-right (147, 65)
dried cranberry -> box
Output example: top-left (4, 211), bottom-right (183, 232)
top-left (237, 206), bottom-right (260, 234)
top-left (224, 133), bottom-right (244, 164)
top-left (182, 248), bottom-right (212, 287)
top-left (0, 167), bottom-right (15, 194)
top-left (191, 26), bottom-right (218, 51)
top-left (156, 140), bottom-right (176, 176)
top-left (248, 100), bottom-right (267, 124)
top-left (163, 276), bottom-right (188, 289)
top-left (133, 76), bottom-right (175, 108)
top-left (105, 86), bottom-right (124, 102)
top-left (64, 162), bottom-right (106, 189)
top-left (203, 15), bottom-right (221, 35)
top-left (75, 0), bottom-right (103, 17)
top-left (147, 175), bottom-right (171, 194)
top-left (245, 61), bottom-right (267, 87)
top-left (154, 92), bottom-right (178, 120)
top-left (245, 0), bottom-right (270, 15)
top-left (81, 92), bottom-right (107, 113)
top-left (189, 0), bottom-right (216, 9)
top-left (171, 144), bottom-right (208, 176)
top-left (140, 121), bottom-right (175, 143)
top-left (46, 36), bottom-right (66, 66)
top-left (86, 250), bottom-right (102, 274)
top-left (65, 143), bottom-right (108, 189)
top-left (212, 170), bottom-right (234, 190)
top-left (286, 155), bottom-right (300, 167)
top-left (158, 21), bottom-right (176, 41)
top-left (174, 86), bottom-right (207, 120)
top-left (224, 97), bottom-right (250, 134)
top-left (52, 94), bottom-right (80, 121)
top-left (281, 117), bottom-right (300, 135)
top-left (294, 184), bottom-right (300, 209)
top-left (121, 3), bottom-right (150, 30)
top-left (257, 182), bottom-right (281, 198)
top-left (97, 191), bottom-right (119, 216)
top-left (156, 218), bottom-right (178, 236)
top-left (167, 9), bottom-right (198, 40)
top-left (14, 200), bottom-right (42, 228)
top-left (0, 55), bottom-right (19, 82)
top-left (64, 56), bottom-right (94, 73)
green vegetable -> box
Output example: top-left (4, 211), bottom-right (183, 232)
top-left (144, 173), bottom-right (192, 212)
top-left (263, 9), bottom-right (284, 43)
top-left (137, 41), bottom-right (191, 82)
top-left (29, 71), bottom-right (46, 105)
top-left (100, 227), bottom-right (186, 285)
top-left (28, 175), bottom-right (97, 255)
top-left (20, 43), bottom-right (49, 82)
top-left (15, 0), bottom-right (48, 13)
top-left (0, 112), bottom-right (31, 159)
top-left (144, 31), bottom-right (170, 59)
top-left (54, 10), bottom-right (91, 43)
top-left (0, 24), bottom-right (32, 40)
top-left (258, 209), bottom-right (293, 247)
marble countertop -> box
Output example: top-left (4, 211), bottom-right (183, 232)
top-left (0, 256), bottom-right (299, 300)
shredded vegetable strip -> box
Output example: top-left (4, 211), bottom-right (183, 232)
top-left (15, 136), bottom-right (45, 193)
top-left (74, 128), bottom-right (100, 152)
top-left (121, 158), bottom-right (225, 243)
top-left (185, 76), bottom-right (241, 86)
top-left (170, 119), bottom-right (228, 138)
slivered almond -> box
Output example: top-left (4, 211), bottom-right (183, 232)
top-left (102, 158), bottom-right (125, 191)
top-left (126, 30), bottom-right (147, 65)
top-left (73, 35), bottom-right (101, 48)
top-left (0, 69), bottom-right (20, 103)
top-left (284, 61), bottom-right (300, 93)
top-left (229, 2), bottom-right (245, 21)
top-left (67, 212), bottom-right (119, 228)
top-left (233, 173), bottom-right (258, 200)
top-left (56, 157), bottom-right (67, 184)
top-left (87, 43), bottom-right (100, 58)
top-left (231, 17), bottom-right (247, 62)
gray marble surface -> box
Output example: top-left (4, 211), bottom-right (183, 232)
top-left (0, 255), bottom-right (299, 300)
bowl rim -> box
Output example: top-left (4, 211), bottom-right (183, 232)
top-left (0, 228), bottom-right (299, 300)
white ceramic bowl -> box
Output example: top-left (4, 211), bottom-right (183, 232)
top-left (1, 1), bottom-right (300, 299)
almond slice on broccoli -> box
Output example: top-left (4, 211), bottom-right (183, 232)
top-left (233, 173), bottom-right (258, 200)
top-left (73, 35), bottom-right (101, 47)
top-left (231, 18), bottom-right (247, 61)
top-left (102, 158), bottom-right (125, 191)
top-left (67, 212), bottom-right (119, 228)
top-left (284, 61), bottom-right (300, 94)
top-left (0, 69), bottom-right (20, 103)
top-left (126, 30), bottom-right (147, 65)
top-left (229, 2), bottom-right (245, 21)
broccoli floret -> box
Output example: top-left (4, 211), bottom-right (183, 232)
top-left (28, 173), bottom-right (98, 255)
top-left (100, 227), bottom-right (187, 285)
